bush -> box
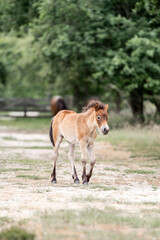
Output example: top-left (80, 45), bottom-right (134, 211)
top-left (0, 227), bottom-right (35, 240)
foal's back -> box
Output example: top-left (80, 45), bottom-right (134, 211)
top-left (52, 110), bottom-right (79, 144)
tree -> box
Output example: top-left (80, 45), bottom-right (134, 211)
top-left (0, 0), bottom-right (160, 120)
top-left (32, 0), bottom-right (160, 117)
top-left (0, 0), bottom-right (38, 33)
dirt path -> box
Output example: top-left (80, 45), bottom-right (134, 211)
top-left (0, 130), bottom-right (160, 220)
top-left (0, 129), bottom-right (160, 240)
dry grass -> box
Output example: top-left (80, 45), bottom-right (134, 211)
top-left (0, 124), bottom-right (160, 240)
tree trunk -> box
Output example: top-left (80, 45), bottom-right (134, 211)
top-left (129, 88), bottom-right (144, 123)
top-left (74, 85), bottom-right (87, 112)
top-left (154, 100), bottom-right (160, 119)
top-left (115, 91), bottom-right (121, 113)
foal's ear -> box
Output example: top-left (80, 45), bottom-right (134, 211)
top-left (94, 103), bottom-right (99, 111)
top-left (105, 104), bottom-right (109, 112)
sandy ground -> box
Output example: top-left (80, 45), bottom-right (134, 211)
top-left (0, 128), bottom-right (160, 224)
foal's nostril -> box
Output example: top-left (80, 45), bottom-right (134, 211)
top-left (103, 127), bottom-right (109, 134)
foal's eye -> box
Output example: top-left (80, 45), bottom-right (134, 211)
top-left (97, 116), bottom-right (101, 120)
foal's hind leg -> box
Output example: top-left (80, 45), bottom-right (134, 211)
top-left (79, 140), bottom-right (88, 184)
top-left (87, 142), bottom-right (96, 182)
top-left (51, 135), bottom-right (63, 183)
top-left (68, 143), bottom-right (79, 184)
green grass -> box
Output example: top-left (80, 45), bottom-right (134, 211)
top-left (96, 128), bottom-right (160, 158)
top-left (104, 167), bottom-right (120, 171)
top-left (89, 185), bottom-right (117, 191)
top-left (73, 196), bottom-right (102, 202)
top-left (0, 118), bottom-right (50, 132)
top-left (130, 155), bottom-right (139, 158)
top-left (0, 227), bottom-right (35, 240)
top-left (0, 168), bottom-right (31, 172)
top-left (0, 146), bottom-right (52, 149)
top-left (152, 186), bottom-right (158, 191)
top-left (36, 208), bottom-right (160, 240)
top-left (16, 175), bottom-right (47, 180)
top-left (140, 164), bottom-right (157, 168)
top-left (0, 217), bottom-right (10, 227)
top-left (14, 158), bottom-right (39, 165)
top-left (2, 136), bottom-right (17, 141)
top-left (125, 169), bottom-right (155, 174)
top-left (2, 136), bottom-right (48, 143)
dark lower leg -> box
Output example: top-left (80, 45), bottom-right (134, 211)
top-left (50, 136), bottom-right (62, 184)
top-left (82, 159), bottom-right (87, 184)
top-left (87, 162), bottom-right (95, 182)
top-left (72, 166), bottom-right (79, 183)
top-left (87, 143), bottom-right (95, 183)
top-left (51, 165), bottom-right (57, 183)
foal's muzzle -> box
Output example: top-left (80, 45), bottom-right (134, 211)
top-left (102, 128), bottom-right (109, 135)
top-left (101, 125), bottom-right (109, 135)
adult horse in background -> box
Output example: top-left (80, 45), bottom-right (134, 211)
top-left (49, 100), bottom-right (109, 185)
top-left (51, 96), bottom-right (67, 116)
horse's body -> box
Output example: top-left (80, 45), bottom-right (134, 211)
top-left (51, 96), bottom-right (67, 116)
top-left (49, 100), bottom-right (109, 184)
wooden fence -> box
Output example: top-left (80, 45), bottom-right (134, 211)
top-left (0, 98), bottom-right (51, 117)
top-left (0, 96), bottom-right (73, 118)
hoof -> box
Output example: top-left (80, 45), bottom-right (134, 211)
top-left (83, 181), bottom-right (88, 185)
top-left (74, 179), bottom-right (80, 184)
top-left (51, 179), bottom-right (57, 184)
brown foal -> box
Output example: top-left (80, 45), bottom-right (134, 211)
top-left (49, 100), bottom-right (109, 184)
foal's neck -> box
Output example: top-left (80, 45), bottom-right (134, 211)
top-left (85, 108), bottom-right (97, 133)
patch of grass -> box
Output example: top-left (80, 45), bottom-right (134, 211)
top-left (84, 230), bottom-right (146, 240)
top-left (75, 158), bottom-right (79, 162)
top-left (2, 136), bottom-right (17, 141)
top-left (130, 155), bottom-right (139, 158)
top-left (152, 186), bottom-right (158, 191)
top-left (40, 207), bottom-right (160, 229)
top-left (0, 227), bottom-right (35, 240)
top-left (0, 146), bottom-right (52, 149)
top-left (141, 164), bottom-right (157, 168)
top-left (125, 169), bottom-right (155, 174)
top-left (15, 158), bottom-right (42, 165)
top-left (0, 118), bottom-right (50, 132)
top-left (0, 168), bottom-right (31, 172)
top-left (89, 185), bottom-right (117, 191)
top-left (33, 189), bottom-right (51, 193)
top-left (143, 202), bottom-right (159, 205)
top-left (14, 159), bottom-right (35, 165)
top-left (0, 217), bottom-right (10, 227)
top-left (115, 163), bottom-right (128, 166)
top-left (22, 139), bottom-right (49, 143)
top-left (64, 171), bottom-right (70, 175)
top-left (151, 156), bottom-right (160, 160)
top-left (73, 196), bottom-right (102, 202)
top-left (96, 129), bottom-right (160, 159)
top-left (15, 183), bottom-right (27, 185)
top-left (16, 175), bottom-right (47, 180)
top-left (104, 167), bottom-right (120, 172)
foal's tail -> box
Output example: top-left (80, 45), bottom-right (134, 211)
top-left (49, 118), bottom-right (54, 146)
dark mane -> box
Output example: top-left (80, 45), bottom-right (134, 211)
top-left (82, 100), bottom-right (105, 112)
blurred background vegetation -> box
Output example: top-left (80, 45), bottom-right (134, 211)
top-left (0, 0), bottom-right (160, 123)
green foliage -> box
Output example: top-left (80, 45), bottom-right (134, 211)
top-left (0, 0), bottom-right (160, 118)
top-left (0, 32), bottom-right (51, 97)
top-left (0, 227), bottom-right (35, 240)
top-left (0, 0), bottom-right (38, 32)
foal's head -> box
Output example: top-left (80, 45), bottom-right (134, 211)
top-left (83, 100), bottom-right (109, 135)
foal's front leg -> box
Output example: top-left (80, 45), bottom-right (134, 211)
top-left (87, 142), bottom-right (96, 182)
top-left (68, 143), bottom-right (79, 184)
top-left (79, 139), bottom-right (88, 184)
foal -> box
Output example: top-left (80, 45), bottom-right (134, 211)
top-left (49, 100), bottom-right (109, 184)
